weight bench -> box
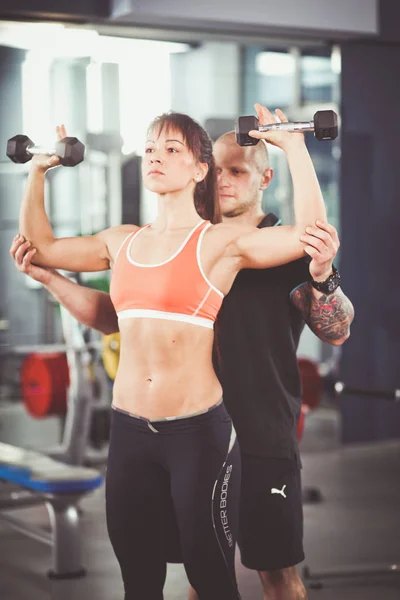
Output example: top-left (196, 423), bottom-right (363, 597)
top-left (0, 442), bottom-right (103, 578)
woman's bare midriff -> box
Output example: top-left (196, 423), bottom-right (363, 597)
top-left (112, 318), bottom-right (222, 419)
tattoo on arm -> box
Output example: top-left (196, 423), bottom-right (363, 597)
top-left (291, 283), bottom-right (355, 343)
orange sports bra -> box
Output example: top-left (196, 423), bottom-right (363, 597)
top-left (110, 220), bottom-right (224, 329)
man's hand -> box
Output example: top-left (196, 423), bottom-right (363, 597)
top-left (291, 221), bottom-right (354, 344)
top-left (10, 234), bottom-right (53, 285)
top-left (300, 220), bottom-right (339, 281)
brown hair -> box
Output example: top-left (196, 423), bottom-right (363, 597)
top-left (148, 112), bottom-right (221, 224)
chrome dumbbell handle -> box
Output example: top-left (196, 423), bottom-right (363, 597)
top-left (258, 121), bottom-right (315, 133)
top-left (25, 144), bottom-right (58, 157)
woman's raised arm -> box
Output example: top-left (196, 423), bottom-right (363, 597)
top-left (235, 104), bottom-right (327, 269)
top-left (19, 126), bottom-right (135, 272)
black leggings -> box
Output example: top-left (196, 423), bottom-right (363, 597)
top-left (106, 401), bottom-right (242, 600)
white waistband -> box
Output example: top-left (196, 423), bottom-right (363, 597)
top-left (117, 309), bottom-right (214, 329)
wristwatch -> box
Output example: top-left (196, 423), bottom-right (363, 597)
top-left (311, 265), bottom-right (341, 294)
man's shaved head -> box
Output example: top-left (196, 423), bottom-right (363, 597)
top-left (215, 131), bottom-right (270, 173)
top-left (213, 129), bottom-right (273, 220)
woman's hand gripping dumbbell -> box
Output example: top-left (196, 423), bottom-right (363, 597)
top-left (6, 125), bottom-right (85, 169)
top-left (235, 107), bottom-right (338, 147)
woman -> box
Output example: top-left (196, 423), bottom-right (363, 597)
top-left (18, 103), bottom-right (327, 599)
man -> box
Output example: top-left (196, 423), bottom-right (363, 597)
top-left (10, 129), bottom-right (354, 600)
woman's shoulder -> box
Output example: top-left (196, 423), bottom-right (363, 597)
top-left (202, 222), bottom-right (257, 262)
top-left (97, 223), bottom-right (139, 241)
top-left (96, 224), bottom-right (139, 261)
top-left (208, 221), bottom-right (255, 241)
top-left (111, 224), bottom-right (139, 234)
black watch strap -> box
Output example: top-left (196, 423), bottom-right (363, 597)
top-left (311, 265), bottom-right (341, 294)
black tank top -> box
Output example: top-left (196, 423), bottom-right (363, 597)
top-left (215, 214), bottom-right (311, 460)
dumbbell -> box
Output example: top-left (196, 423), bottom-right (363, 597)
top-left (235, 110), bottom-right (338, 146)
top-left (6, 134), bottom-right (85, 167)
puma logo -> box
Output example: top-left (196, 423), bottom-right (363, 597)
top-left (271, 485), bottom-right (287, 498)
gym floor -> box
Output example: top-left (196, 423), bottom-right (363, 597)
top-left (1, 407), bottom-right (399, 600)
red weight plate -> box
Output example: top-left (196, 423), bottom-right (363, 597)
top-left (297, 404), bottom-right (306, 441)
top-left (21, 353), bottom-right (69, 418)
top-left (298, 357), bottom-right (323, 410)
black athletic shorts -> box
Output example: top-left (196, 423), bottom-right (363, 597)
top-left (238, 453), bottom-right (304, 572)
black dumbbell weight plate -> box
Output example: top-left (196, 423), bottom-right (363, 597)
top-left (6, 135), bottom-right (34, 164)
top-left (55, 137), bottom-right (85, 167)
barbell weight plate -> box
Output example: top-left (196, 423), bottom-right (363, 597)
top-left (297, 404), bottom-right (306, 442)
top-left (21, 353), bottom-right (69, 418)
top-left (101, 332), bottom-right (120, 381)
top-left (298, 357), bottom-right (323, 410)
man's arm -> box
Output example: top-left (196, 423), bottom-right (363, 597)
top-left (46, 271), bottom-right (119, 335)
top-left (10, 235), bottom-right (118, 335)
top-left (290, 221), bottom-right (354, 345)
top-left (291, 284), bottom-right (354, 345)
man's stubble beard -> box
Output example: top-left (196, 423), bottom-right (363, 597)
top-left (221, 196), bottom-right (260, 220)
